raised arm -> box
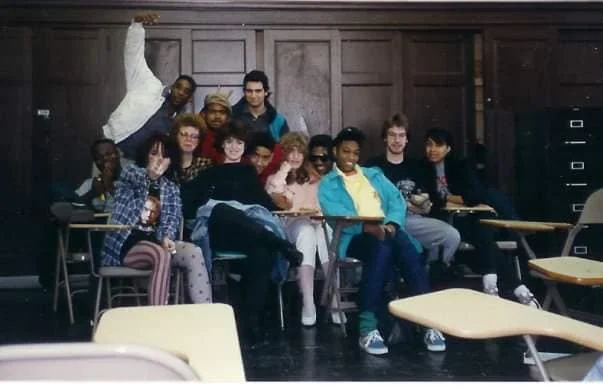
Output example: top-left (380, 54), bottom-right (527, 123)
top-left (124, 11), bottom-right (162, 92)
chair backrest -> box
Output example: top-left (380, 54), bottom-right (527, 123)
top-left (561, 188), bottom-right (603, 256)
top-left (577, 188), bottom-right (603, 225)
top-left (0, 342), bottom-right (199, 381)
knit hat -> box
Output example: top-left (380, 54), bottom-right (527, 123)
top-left (203, 92), bottom-right (232, 114)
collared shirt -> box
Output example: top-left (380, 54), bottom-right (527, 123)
top-left (238, 106), bottom-right (272, 135)
top-left (335, 164), bottom-right (384, 218)
top-left (102, 164), bottom-right (182, 266)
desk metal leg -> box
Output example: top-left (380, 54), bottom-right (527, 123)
top-left (52, 227), bottom-right (63, 313)
top-left (57, 226), bottom-right (75, 324)
top-left (517, 232), bottom-right (537, 259)
top-left (320, 222), bottom-right (343, 308)
top-left (523, 335), bottom-right (550, 381)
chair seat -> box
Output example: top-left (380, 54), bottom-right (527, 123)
top-left (213, 251), bottom-right (247, 261)
top-left (538, 351), bottom-right (601, 381)
top-left (99, 266), bottom-right (152, 277)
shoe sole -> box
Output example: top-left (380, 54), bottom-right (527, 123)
top-left (426, 345), bottom-right (446, 352)
top-left (359, 340), bottom-right (389, 355)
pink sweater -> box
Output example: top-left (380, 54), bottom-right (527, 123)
top-left (265, 171), bottom-right (320, 212)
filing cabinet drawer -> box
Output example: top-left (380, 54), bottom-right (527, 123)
top-left (550, 152), bottom-right (603, 182)
top-left (547, 187), bottom-right (595, 222)
top-left (570, 225), bottom-right (603, 259)
top-left (550, 108), bottom-right (603, 148)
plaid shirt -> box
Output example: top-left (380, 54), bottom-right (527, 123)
top-left (102, 164), bottom-right (182, 266)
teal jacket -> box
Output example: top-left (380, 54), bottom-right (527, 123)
top-left (318, 166), bottom-right (422, 259)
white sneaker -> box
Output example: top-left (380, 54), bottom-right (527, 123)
top-left (301, 304), bottom-right (317, 326)
top-left (358, 329), bottom-right (389, 355)
top-left (331, 311), bottom-right (347, 325)
top-left (424, 328), bottom-right (446, 352)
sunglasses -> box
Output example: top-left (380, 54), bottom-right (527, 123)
top-left (309, 154), bottom-right (330, 162)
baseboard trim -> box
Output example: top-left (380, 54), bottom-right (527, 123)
top-left (0, 275), bottom-right (41, 289)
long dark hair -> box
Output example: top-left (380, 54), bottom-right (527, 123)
top-left (135, 133), bottom-right (179, 182)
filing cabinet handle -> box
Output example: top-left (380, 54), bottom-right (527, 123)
top-left (564, 183), bottom-right (587, 187)
top-left (573, 246), bottom-right (588, 255)
top-left (563, 140), bottom-right (587, 145)
top-left (570, 161), bottom-right (585, 170)
top-left (569, 119), bottom-right (584, 128)
top-left (571, 203), bottom-right (585, 213)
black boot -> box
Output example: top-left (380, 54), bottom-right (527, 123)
top-left (243, 314), bottom-right (269, 350)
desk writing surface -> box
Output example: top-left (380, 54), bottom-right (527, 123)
top-left (529, 257), bottom-right (603, 286)
top-left (68, 223), bottom-right (132, 230)
top-left (93, 303), bottom-right (245, 382)
top-left (388, 288), bottom-right (603, 350)
top-left (310, 215), bottom-right (383, 223)
top-left (480, 219), bottom-right (556, 232)
top-left (444, 203), bottom-right (495, 213)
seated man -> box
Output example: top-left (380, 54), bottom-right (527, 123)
top-left (247, 131), bottom-right (277, 186)
top-left (74, 139), bottom-right (122, 212)
top-left (198, 91), bottom-right (231, 163)
top-left (318, 126), bottom-right (446, 356)
top-left (365, 113), bottom-right (461, 268)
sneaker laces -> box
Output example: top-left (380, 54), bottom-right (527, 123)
top-left (362, 329), bottom-right (384, 346)
top-left (483, 286), bottom-right (499, 296)
top-left (518, 292), bottom-right (542, 309)
top-left (425, 328), bottom-right (445, 343)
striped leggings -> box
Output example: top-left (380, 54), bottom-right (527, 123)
top-left (122, 240), bottom-right (212, 305)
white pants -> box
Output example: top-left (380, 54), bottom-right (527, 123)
top-left (283, 217), bottom-right (330, 267)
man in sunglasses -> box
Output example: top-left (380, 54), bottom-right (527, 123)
top-left (307, 134), bottom-right (334, 178)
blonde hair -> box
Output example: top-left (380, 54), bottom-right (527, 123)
top-left (280, 132), bottom-right (310, 185)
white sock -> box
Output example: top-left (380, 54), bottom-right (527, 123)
top-left (514, 284), bottom-right (531, 298)
top-left (482, 273), bottom-right (498, 291)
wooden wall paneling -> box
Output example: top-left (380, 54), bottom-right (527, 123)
top-left (483, 28), bottom-right (556, 111)
top-left (340, 30), bottom-right (402, 161)
top-left (191, 30), bottom-right (256, 112)
top-left (41, 28), bottom-right (107, 188)
top-left (0, 28), bottom-right (33, 217)
top-left (402, 31), bottom-right (474, 159)
top-left (145, 28), bottom-right (192, 110)
top-left (483, 28), bottom-right (555, 194)
top-left (556, 30), bottom-right (603, 107)
top-left (264, 30), bottom-right (341, 137)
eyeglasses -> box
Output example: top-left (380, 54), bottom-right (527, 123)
top-left (178, 132), bottom-right (200, 140)
top-left (309, 154), bottom-right (329, 162)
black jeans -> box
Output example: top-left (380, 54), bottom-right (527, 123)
top-left (207, 203), bottom-right (279, 320)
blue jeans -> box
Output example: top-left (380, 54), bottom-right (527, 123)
top-left (347, 229), bottom-right (429, 334)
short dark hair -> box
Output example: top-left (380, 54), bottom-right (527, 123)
top-left (214, 120), bottom-right (250, 150)
top-left (424, 127), bottom-right (454, 148)
top-left (175, 74), bottom-right (198, 94)
top-left (135, 133), bottom-right (178, 181)
top-left (333, 126), bottom-right (366, 148)
top-left (90, 138), bottom-right (116, 158)
top-left (381, 113), bottom-right (410, 139)
top-left (308, 134), bottom-right (333, 152)
top-left (243, 70), bottom-right (270, 91)
top-left (246, 131), bottom-right (276, 154)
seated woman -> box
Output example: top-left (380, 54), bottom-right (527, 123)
top-left (416, 127), bottom-right (539, 307)
top-left (264, 132), bottom-right (333, 327)
top-left (172, 117), bottom-right (301, 347)
top-left (102, 133), bottom-right (211, 305)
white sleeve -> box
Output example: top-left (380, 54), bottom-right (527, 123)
top-left (74, 178), bottom-right (93, 197)
top-left (124, 21), bottom-right (161, 92)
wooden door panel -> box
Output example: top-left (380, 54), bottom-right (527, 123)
top-left (402, 32), bottom-right (473, 159)
top-left (341, 31), bottom-right (401, 160)
top-left (191, 30), bottom-right (255, 112)
top-left (264, 30), bottom-right (341, 137)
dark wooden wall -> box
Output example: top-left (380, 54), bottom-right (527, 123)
top-left (2, 1), bottom-right (603, 276)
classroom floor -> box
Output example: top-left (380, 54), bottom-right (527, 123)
top-left (0, 274), bottom-right (590, 382)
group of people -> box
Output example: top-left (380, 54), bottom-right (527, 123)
top-left (67, 11), bottom-right (543, 356)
